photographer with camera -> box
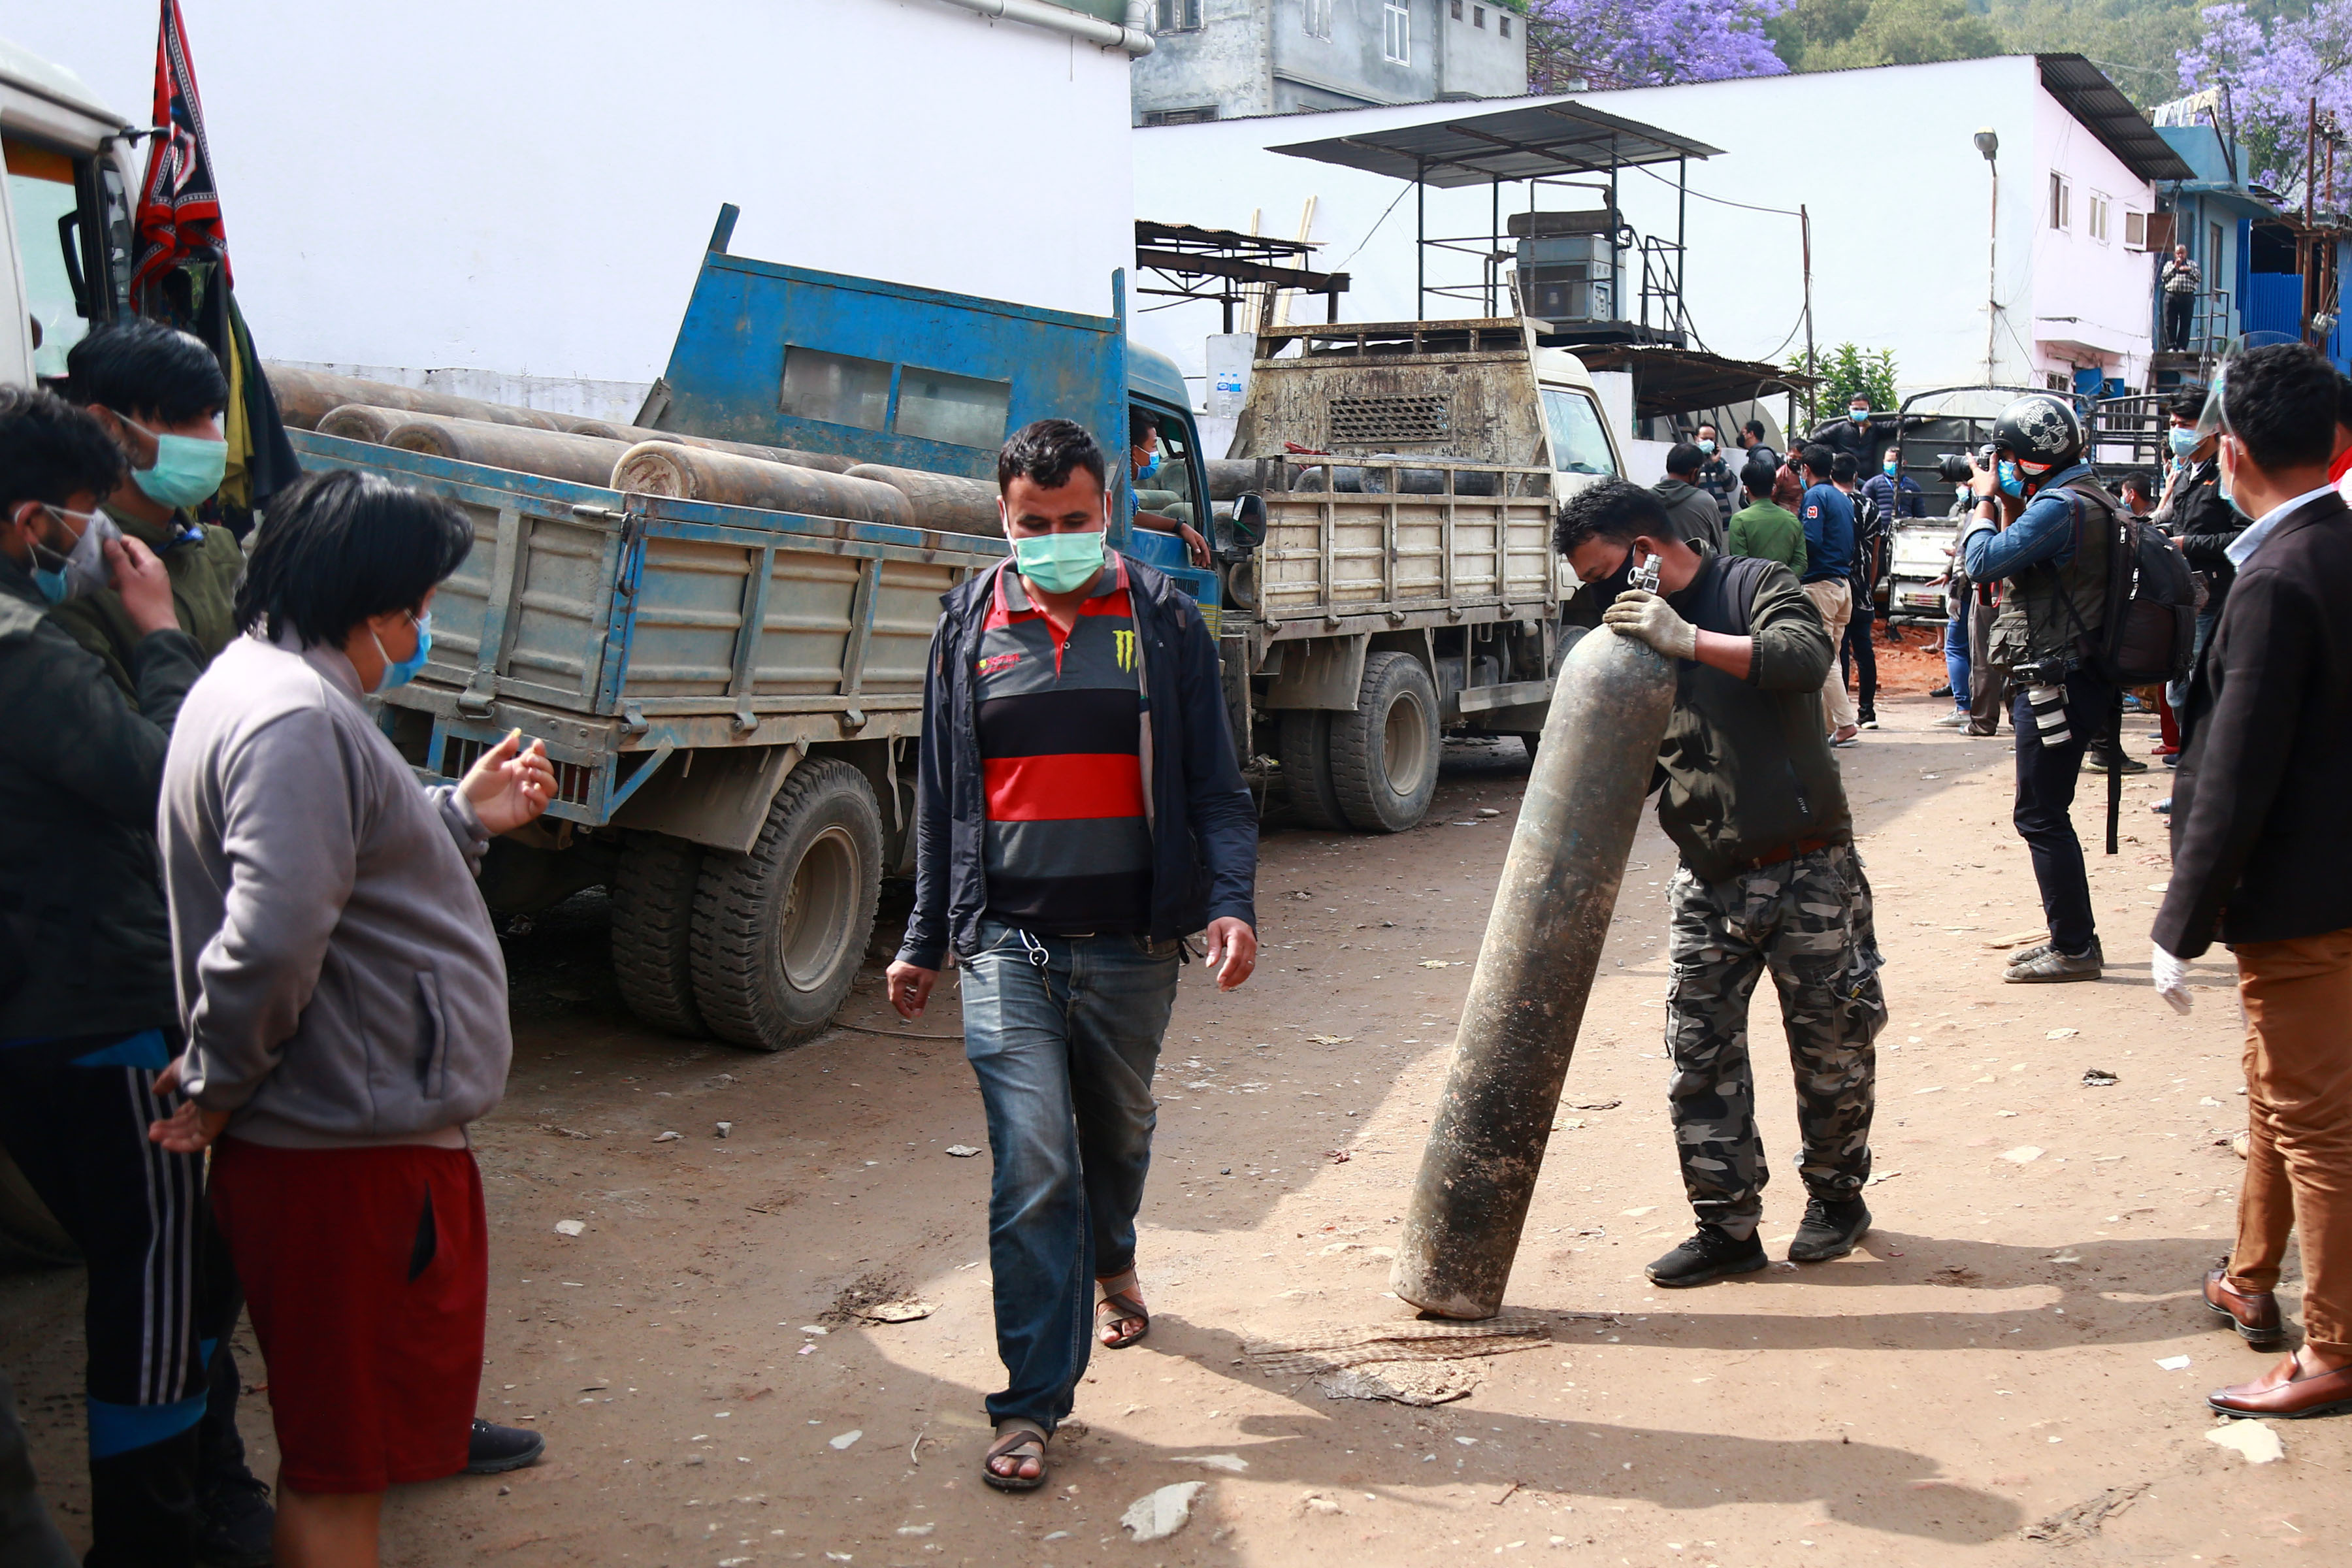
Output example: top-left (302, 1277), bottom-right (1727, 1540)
top-left (1957, 394), bottom-right (2126, 983)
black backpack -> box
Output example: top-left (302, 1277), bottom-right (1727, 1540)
top-left (2056, 479), bottom-right (2197, 686)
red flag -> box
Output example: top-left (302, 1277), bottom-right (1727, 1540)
top-left (129, 0), bottom-right (229, 299)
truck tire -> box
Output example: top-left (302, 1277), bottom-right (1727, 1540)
top-left (0, 1147), bottom-right (76, 1270)
top-left (1277, 710), bottom-right (1348, 830)
top-left (611, 833), bottom-right (706, 1037)
top-left (1331, 651), bottom-right (1440, 833)
top-left (690, 758), bottom-right (883, 1051)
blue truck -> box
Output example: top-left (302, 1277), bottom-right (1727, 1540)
top-left (283, 217), bottom-right (1239, 1051)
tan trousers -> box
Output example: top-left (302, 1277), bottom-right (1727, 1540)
top-left (2225, 928), bottom-right (2352, 1354)
top-left (1803, 580), bottom-right (1855, 730)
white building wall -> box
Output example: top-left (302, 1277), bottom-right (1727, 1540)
top-left (5, 0), bottom-right (1137, 416)
top-left (2028, 87), bottom-right (2161, 392)
top-left (1131, 56), bottom-right (2154, 416)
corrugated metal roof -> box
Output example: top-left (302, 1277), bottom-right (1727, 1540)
top-left (2038, 54), bottom-right (2195, 183)
top-left (1267, 100), bottom-right (1721, 189)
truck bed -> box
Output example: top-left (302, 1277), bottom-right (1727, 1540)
top-left (293, 431), bottom-right (1005, 826)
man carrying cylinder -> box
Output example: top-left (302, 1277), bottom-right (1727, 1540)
top-left (1556, 481), bottom-right (1889, 1287)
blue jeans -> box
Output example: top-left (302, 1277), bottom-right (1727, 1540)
top-left (960, 919), bottom-right (1181, 1431)
top-left (2167, 604), bottom-right (2221, 737)
top-left (1944, 600), bottom-right (1970, 711)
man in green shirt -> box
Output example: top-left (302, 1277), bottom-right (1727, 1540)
top-left (56, 320), bottom-right (246, 704)
top-left (1726, 457), bottom-right (1805, 576)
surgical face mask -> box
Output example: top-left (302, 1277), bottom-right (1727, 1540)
top-left (119, 414), bottom-right (227, 510)
top-left (369, 610), bottom-right (433, 691)
top-left (1997, 459), bottom-right (2025, 499)
top-left (1134, 449), bottom-right (1161, 484)
top-left (1697, 438), bottom-right (1716, 455)
top-left (1849, 406), bottom-right (1869, 423)
top-left (1011, 530), bottom-right (1105, 595)
top-left (1882, 457), bottom-right (1899, 476)
top-left (23, 504), bottom-right (114, 604)
top-left (2168, 427), bottom-right (2200, 461)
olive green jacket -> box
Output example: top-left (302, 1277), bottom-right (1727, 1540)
top-left (1726, 499), bottom-right (1807, 578)
top-left (48, 510), bottom-right (243, 703)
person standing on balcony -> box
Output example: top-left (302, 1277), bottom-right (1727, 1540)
top-left (2162, 244), bottom-right (2203, 353)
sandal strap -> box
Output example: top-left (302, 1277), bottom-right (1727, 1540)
top-left (987, 1420), bottom-right (1047, 1458)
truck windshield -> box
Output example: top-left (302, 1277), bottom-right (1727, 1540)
top-left (1540, 387), bottom-right (1617, 476)
top-left (7, 138), bottom-right (92, 378)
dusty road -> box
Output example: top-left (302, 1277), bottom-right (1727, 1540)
top-left (5, 674), bottom-right (2344, 1565)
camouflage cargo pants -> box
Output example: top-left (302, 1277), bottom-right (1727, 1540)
top-left (1663, 842), bottom-right (1887, 1241)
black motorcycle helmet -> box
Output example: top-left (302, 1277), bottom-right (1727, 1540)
top-left (1990, 393), bottom-right (2084, 487)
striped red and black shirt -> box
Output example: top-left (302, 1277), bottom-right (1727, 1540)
top-left (973, 555), bottom-right (1153, 934)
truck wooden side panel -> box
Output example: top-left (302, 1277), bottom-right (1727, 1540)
top-left (1259, 471), bottom-right (1558, 626)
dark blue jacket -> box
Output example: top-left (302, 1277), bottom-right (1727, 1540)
top-left (1799, 482), bottom-right (1855, 583)
top-left (896, 553), bottom-right (1257, 970)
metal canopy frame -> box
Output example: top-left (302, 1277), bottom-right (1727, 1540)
top-left (1270, 99), bottom-right (1722, 335)
top-left (1133, 220), bottom-right (1350, 332)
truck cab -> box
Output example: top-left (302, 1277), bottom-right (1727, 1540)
top-left (0, 41), bottom-right (136, 385)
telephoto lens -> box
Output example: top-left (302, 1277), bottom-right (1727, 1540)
top-left (1936, 453), bottom-right (1976, 483)
top-left (2021, 664), bottom-right (2072, 747)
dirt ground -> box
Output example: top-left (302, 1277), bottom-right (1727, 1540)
top-left (5, 668), bottom-right (2344, 1566)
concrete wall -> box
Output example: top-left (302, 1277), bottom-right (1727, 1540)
top-left (1135, 0), bottom-right (1271, 120)
top-left (7, 0), bottom-right (1137, 411)
top-left (1435, 0), bottom-right (1527, 100)
top-left (1130, 57), bottom-right (2155, 419)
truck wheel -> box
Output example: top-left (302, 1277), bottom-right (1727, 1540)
top-left (0, 1147), bottom-right (75, 1269)
top-left (691, 758), bottom-right (883, 1051)
top-left (1331, 652), bottom-right (1440, 833)
top-left (611, 833), bottom-right (706, 1037)
top-left (1277, 710), bottom-right (1348, 830)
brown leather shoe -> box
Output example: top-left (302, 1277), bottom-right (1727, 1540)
top-left (2208, 1355), bottom-right (2352, 1419)
top-left (2204, 1267), bottom-right (2286, 1348)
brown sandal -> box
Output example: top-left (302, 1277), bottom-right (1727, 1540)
top-left (981, 1419), bottom-right (1048, 1492)
top-left (1096, 1274), bottom-right (1149, 1348)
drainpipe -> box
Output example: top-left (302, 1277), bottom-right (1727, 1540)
top-left (935, 0), bottom-right (1156, 55)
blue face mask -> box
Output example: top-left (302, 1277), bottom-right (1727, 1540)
top-left (1135, 449), bottom-right (1161, 484)
top-left (120, 415), bottom-right (227, 510)
top-left (1882, 457), bottom-right (1899, 476)
top-left (1849, 406), bottom-right (1869, 423)
top-left (2168, 427), bottom-right (2200, 461)
top-left (1697, 438), bottom-right (1716, 455)
top-left (1997, 459), bottom-right (2025, 499)
top-left (370, 610), bottom-right (433, 691)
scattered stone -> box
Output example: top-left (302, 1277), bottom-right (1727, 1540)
top-left (653, 1130), bottom-right (681, 1143)
top-left (1302, 1493), bottom-right (1342, 1513)
top-left (2046, 1028), bottom-right (2080, 1040)
top-left (715, 1121), bottom-right (732, 1138)
top-left (2155, 1355), bottom-right (2192, 1371)
top-left (2205, 1422), bottom-right (2284, 1464)
top-left (895, 1523), bottom-right (934, 1537)
top-left (553, 1220), bottom-right (585, 1237)
top-left (945, 1145), bottom-right (982, 1158)
top-left (828, 1429), bottom-right (862, 1451)
top-left (2001, 1146), bottom-right (2044, 1164)
top-left (1476, 807), bottom-right (1501, 818)
top-left (1120, 1481), bottom-right (1207, 1542)
top-left (2082, 1069), bottom-right (2118, 1087)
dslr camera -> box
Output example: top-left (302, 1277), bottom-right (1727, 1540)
top-left (1935, 444), bottom-right (1999, 485)
top-left (2013, 656), bottom-right (2072, 747)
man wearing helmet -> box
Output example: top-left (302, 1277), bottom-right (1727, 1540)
top-left (1957, 392), bottom-right (2126, 983)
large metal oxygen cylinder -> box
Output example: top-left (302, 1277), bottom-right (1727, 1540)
top-left (1391, 625), bottom-right (1678, 1320)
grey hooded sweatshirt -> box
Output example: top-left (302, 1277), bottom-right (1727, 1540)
top-left (160, 630), bottom-right (510, 1149)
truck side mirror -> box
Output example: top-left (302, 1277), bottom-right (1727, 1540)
top-left (1214, 493), bottom-right (1267, 564)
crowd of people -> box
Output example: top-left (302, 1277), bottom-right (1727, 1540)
top-left (0, 328), bottom-right (2347, 1561)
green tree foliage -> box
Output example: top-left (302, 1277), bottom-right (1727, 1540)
top-left (1798, 344), bottom-right (1901, 425)
top-left (1768, 0), bottom-right (2002, 70)
top-left (1985, 0), bottom-right (2206, 107)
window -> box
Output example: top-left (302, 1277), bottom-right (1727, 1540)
top-left (1155, 0), bottom-right (1201, 33)
top-left (1450, 0), bottom-right (1462, 16)
top-left (1304, 0), bottom-right (1331, 37)
top-left (1474, 4), bottom-right (1486, 25)
top-left (779, 347), bottom-right (891, 431)
top-left (893, 366), bottom-right (1011, 449)
top-left (1540, 387), bottom-right (1618, 476)
top-left (1142, 106), bottom-right (1218, 125)
top-left (2210, 221), bottom-right (2224, 266)
top-left (7, 137), bottom-right (104, 378)
top-left (2125, 210), bottom-right (2148, 251)
top-left (1384, 1), bottom-right (1411, 62)
top-left (2087, 191), bottom-right (2110, 244)
top-left (2048, 172), bottom-right (2070, 232)
top-left (2045, 372), bottom-right (2070, 392)
top-left (1499, 12), bottom-right (1511, 35)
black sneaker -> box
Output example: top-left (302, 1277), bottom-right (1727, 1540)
top-left (194, 1471), bottom-right (274, 1568)
top-left (1645, 1227), bottom-right (1769, 1288)
top-left (465, 1418), bottom-right (546, 1475)
top-left (1788, 1197), bottom-right (1872, 1263)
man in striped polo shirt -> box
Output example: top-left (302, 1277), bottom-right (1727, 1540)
top-left (887, 419), bottom-right (1258, 1495)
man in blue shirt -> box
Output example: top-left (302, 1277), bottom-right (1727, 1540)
top-left (1798, 445), bottom-right (1859, 744)
top-left (1957, 393), bottom-right (2121, 983)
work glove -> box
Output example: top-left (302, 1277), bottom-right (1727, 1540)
top-left (2151, 941), bottom-right (2193, 1014)
top-left (1602, 588), bottom-right (1699, 661)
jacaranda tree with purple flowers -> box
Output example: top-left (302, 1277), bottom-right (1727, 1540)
top-left (1524, 0), bottom-right (1791, 90)
top-left (2178, 1), bottom-right (2352, 208)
